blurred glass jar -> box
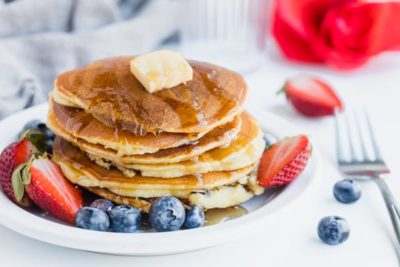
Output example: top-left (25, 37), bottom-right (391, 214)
top-left (179, 0), bottom-right (270, 73)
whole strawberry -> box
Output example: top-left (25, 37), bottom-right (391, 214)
top-left (257, 135), bottom-right (311, 188)
top-left (280, 75), bottom-right (343, 117)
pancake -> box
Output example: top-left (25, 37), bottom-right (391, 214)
top-left (87, 176), bottom-right (262, 211)
top-left (54, 57), bottom-right (247, 135)
top-left (94, 112), bottom-right (265, 178)
top-left (86, 187), bottom-right (153, 212)
top-left (53, 138), bottom-right (263, 209)
top-left (48, 99), bottom-right (214, 156)
top-left (48, 99), bottom-right (241, 161)
top-left (52, 88), bottom-right (79, 108)
top-left (188, 184), bottom-right (253, 210)
top-left (53, 137), bottom-right (256, 192)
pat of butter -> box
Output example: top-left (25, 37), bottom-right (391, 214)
top-left (130, 50), bottom-right (193, 93)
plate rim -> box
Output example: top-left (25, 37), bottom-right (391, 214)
top-left (0, 104), bottom-right (320, 256)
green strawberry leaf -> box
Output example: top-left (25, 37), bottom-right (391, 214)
top-left (21, 163), bottom-right (31, 185)
top-left (276, 85), bottom-right (286, 96)
top-left (12, 164), bottom-right (26, 202)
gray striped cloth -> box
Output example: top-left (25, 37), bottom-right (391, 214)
top-left (0, 0), bottom-right (179, 118)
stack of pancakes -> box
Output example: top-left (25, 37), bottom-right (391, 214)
top-left (47, 57), bottom-right (265, 212)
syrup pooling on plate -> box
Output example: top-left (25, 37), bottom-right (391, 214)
top-left (55, 57), bottom-right (247, 135)
top-left (204, 206), bottom-right (248, 226)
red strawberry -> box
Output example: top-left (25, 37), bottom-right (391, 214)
top-left (0, 139), bottom-right (37, 206)
top-left (257, 135), bottom-right (311, 188)
top-left (24, 157), bottom-right (83, 224)
top-left (280, 75), bottom-right (343, 117)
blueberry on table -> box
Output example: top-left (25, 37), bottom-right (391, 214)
top-left (317, 216), bottom-right (350, 245)
top-left (149, 197), bottom-right (185, 232)
top-left (333, 179), bottom-right (361, 204)
top-left (76, 207), bottom-right (110, 231)
top-left (90, 199), bottom-right (114, 213)
top-left (109, 205), bottom-right (142, 233)
top-left (184, 205), bottom-right (205, 229)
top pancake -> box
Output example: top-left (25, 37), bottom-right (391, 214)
top-left (54, 57), bottom-right (247, 135)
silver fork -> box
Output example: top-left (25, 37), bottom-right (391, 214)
top-left (334, 108), bottom-right (400, 245)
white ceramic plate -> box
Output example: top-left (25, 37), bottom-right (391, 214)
top-left (0, 104), bottom-right (319, 256)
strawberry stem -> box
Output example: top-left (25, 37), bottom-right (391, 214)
top-left (276, 85), bottom-right (286, 96)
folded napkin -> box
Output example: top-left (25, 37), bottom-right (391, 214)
top-left (0, 0), bottom-right (179, 119)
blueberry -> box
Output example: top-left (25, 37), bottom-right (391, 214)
top-left (19, 120), bottom-right (55, 153)
top-left (20, 120), bottom-right (55, 139)
top-left (76, 207), bottom-right (110, 231)
top-left (149, 197), bottom-right (185, 232)
top-left (317, 216), bottom-right (350, 245)
top-left (333, 179), bottom-right (361, 204)
top-left (109, 205), bottom-right (142, 233)
top-left (21, 120), bottom-right (42, 134)
top-left (90, 199), bottom-right (114, 213)
top-left (43, 139), bottom-right (54, 154)
top-left (263, 134), bottom-right (277, 150)
top-left (37, 123), bottom-right (56, 140)
top-left (184, 205), bottom-right (205, 229)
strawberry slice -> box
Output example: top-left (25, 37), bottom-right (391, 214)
top-left (281, 75), bottom-right (343, 117)
top-left (257, 135), bottom-right (311, 188)
top-left (24, 157), bottom-right (83, 224)
top-left (0, 139), bottom-right (37, 206)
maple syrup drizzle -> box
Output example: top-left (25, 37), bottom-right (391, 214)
top-left (58, 57), bottom-right (244, 136)
top-left (196, 113), bottom-right (253, 162)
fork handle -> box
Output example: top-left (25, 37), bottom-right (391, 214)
top-left (374, 178), bottom-right (400, 245)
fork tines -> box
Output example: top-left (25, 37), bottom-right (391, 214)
top-left (334, 108), bottom-right (389, 175)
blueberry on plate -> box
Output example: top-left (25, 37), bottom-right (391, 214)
top-left (317, 216), bottom-right (350, 245)
top-left (20, 120), bottom-right (54, 139)
top-left (149, 197), bottom-right (185, 232)
top-left (19, 120), bottom-right (55, 153)
top-left (333, 179), bottom-right (361, 204)
top-left (76, 207), bottom-right (110, 231)
top-left (184, 205), bottom-right (205, 229)
top-left (37, 123), bottom-right (56, 141)
top-left (21, 120), bottom-right (42, 134)
top-left (263, 134), bottom-right (277, 150)
top-left (90, 199), bottom-right (114, 213)
top-left (109, 205), bottom-right (142, 233)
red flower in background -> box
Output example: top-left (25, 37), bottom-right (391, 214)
top-left (273, 0), bottom-right (400, 69)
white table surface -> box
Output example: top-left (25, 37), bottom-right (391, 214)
top-left (1, 50), bottom-right (400, 267)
